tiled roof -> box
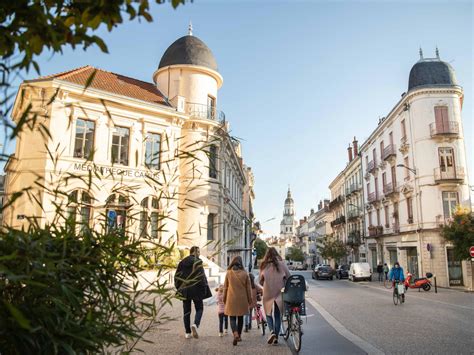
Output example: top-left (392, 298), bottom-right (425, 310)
top-left (38, 65), bottom-right (170, 106)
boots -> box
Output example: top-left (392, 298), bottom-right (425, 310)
top-left (233, 331), bottom-right (239, 346)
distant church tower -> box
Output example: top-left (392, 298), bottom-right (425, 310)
top-left (280, 188), bottom-right (297, 240)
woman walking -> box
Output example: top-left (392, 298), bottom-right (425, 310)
top-left (259, 247), bottom-right (291, 345)
top-left (223, 256), bottom-right (252, 346)
top-left (244, 273), bottom-right (263, 332)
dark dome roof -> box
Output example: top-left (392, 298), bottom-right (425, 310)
top-left (408, 59), bottom-right (458, 91)
top-left (158, 35), bottom-right (218, 71)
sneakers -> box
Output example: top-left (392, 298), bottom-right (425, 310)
top-left (191, 324), bottom-right (199, 339)
top-left (219, 332), bottom-right (224, 337)
top-left (185, 333), bottom-right (192, 339)
top-left (267, 333), bottom-right (277, 344)
top-left (224, 329), bottom-right (229, 334)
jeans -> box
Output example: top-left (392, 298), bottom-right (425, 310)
top-left (384, 272), bottom-right (388, 280)
top-left (230, 315), bottom-right (244, 335)
top-left (218, 313), bottom-right (228, 333)
top-left (244, 308), bottom-right (253, 328)
top-left (183, 298), bottom-right (203, 334)
top-left (378, 272), bottom-right (383, 282)
top-left (266, 301), bottom-right (281, 336)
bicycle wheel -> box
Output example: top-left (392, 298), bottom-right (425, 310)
top-left (384, 279), bottom-right (392, 289)
top-left (282, 312), bottom-right (290, 340)
top-left (289, 311), bottom-right (302, 352)
top-left (393, 288), bottom-right (399, 305)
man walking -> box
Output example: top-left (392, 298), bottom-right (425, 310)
top-left (377, 262), bottom-right (384, 282)
top-left (175, 246), bottom-right (211, 339)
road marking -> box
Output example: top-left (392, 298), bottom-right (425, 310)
top-left (306, 296), bottom-right (385, 355)
top-left (354, 282), bottom-right (474, 311)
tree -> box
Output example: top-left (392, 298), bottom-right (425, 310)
top-left (442, 206), bottom-right (474, 260)
top-left (287, 246), bottom-right (304, 262)
top-left (318, 234), bottom-right (347, 262)
top-left (254, 237), bottom-right (268, 260)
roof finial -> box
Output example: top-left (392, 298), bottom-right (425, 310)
top-left (419, 47), bottom-right (423, 60)
top-left (435, 46), bottom-right (440, 59)
top-left (188, 21), bottom-right (193, 36)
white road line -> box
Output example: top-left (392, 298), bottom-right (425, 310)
top-left (355, 282), bottom-right (474, 311)
top-left (306, 296), bottom-right (385, 355)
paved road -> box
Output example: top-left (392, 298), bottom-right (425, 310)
top-left (293, 270), bottom-right (474, 355)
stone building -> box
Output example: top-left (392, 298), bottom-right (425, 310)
top-left (3, 28), bottom-right (250, 270)
top-left (359, 49), bottom-right (471, 288)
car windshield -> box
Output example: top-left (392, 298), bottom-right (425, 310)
top-left (341, 265), bottom-right (349, 270)
top-left (320, 267), bottom-right (329, 272)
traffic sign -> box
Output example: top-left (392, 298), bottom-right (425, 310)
top-left (470, 246), bottom-right (474, 258)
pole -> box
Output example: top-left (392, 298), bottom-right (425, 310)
top-left (434, 275), bottom-right (437, 293)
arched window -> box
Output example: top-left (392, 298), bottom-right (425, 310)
top-left (139, 197), bottom-right (161, 238)
top-left (67, 190), bottom-right (93, 233)
top-left (106, 194), bottom-right (130, 235)
top-left (209, 145), bottom-right (217, 179)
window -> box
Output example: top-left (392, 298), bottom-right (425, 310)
top-left (384, 205), bottom-right (390, 228)
top-left (434, 106), bottom-right (449, 133)
top-left (74, 119), bottom-right (95, 158)
top-left (145, 133), bottom-right (161, 169)
top-left (374, 177), bottom-right (379, 198)
top-left (372, 148), bottom-right (377, 164)
top-left (67, 190), bottom-right (93, 234)
top-left (391, 165), bottom-right (397, 187)
top-left (380, 141), bottom-right (384, 159)
top-left (207, 214), bottom-right (215, 240)
top-left (140, 197), bottom-right (161, 238)
top-left (438, 147), bottom-right (454, 172)
top-left (404, 157), bottom-right (410, 180)
top-left (376, 208), bottom-right (380, 226)
top-left (407, 197), bottom-right (413, 223)
top-left (442, 192), bottom-right (458, 220)
top-left (368, 211), bottom-right (373, 226)
top-left (209, 145), bottom-right (217, 179)
top-left (401, 119), bottom-right (407, 140)
top-left (382, 172), bottom-right (387, 188)
top-left (389, 132), bottom-right (394, 145)
top-left (106, 194), bottom-right (130, 235)
top-left (207, 95), bottom-right (216, 119)
top-left (365, 156), bottom-right (369, 169)
top-left (111, 127), bottom-right (130, 165)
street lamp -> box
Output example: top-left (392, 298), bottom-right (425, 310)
top-left (397, 164), bottom-right (417, 175)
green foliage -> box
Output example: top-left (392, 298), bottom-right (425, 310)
top-left (254, 237), bottom-right (267, 260)
top-left (287, 246), bottom-right (305, 262)
top-left (442, 206), bottom-right (474, 261)
top-left (0, 223), bottom-right (175, 354)
top-left (317, 234), bottom-right (347, 262)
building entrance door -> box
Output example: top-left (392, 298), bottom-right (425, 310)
top-left (370, 248), bottom-right (377, 271)
top-left (447, 248), bottom-right (463, 286)
top-left (388, 249), bottom-right (397, 268)
top-left (406, 247), bottom-right (419, 278)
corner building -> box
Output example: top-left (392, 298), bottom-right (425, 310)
top-left (360, 51), bottom-right (471, 288)
top-left (4, 30), bottom-right (249, 269)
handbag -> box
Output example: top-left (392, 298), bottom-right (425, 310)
top-left (397, 283), bottom-right (405, 295)
top-left (203, 285), bottom-right (212, 299)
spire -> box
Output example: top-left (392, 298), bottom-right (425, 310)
top-left (435, 46), bottom-right (440, 59)
top-left (188, 21), bottom-right (193, 36)
top-left (287, 185), bottom-right (291, 198)
top-left (419, 47), bottom-right (424, 60)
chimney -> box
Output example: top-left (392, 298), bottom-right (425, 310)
top-left (347, 144), bottom-right (353, 162)
top-left (311, 208), bottom-right (315, 214)
top-left (318, 200), bottom-right (322, 210)
top-left (353, 136), bottom-right (358, 156)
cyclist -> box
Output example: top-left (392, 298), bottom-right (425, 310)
top-left (388, 261), bottom-right (405, 302)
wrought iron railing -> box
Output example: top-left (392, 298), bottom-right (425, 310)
top-left (434, 167), bottom-right (465, 182)
top-left (382, 144), bottom-right (397, 161)
top-left (429, 121), bottom-right (459, 137)
top-left (186, 102), bottom-right (226, 122)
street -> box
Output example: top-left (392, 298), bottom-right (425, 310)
top-left (291, 271), bottom-right (474, 355)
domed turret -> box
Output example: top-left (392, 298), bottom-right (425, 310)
top-left (408, 48), bottom-right (458, 91)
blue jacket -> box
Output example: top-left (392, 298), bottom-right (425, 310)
top-left (388, 266), bottom-right (405, 282)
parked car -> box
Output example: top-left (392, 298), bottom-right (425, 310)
top-left (348, 262), bottom-right (372, 281)
top-left (295, 262), bottom-right (308, 271)
top-left (336, 264), bottom-right (350, 279)
top-left (312, 266), bottom-right (335, 280)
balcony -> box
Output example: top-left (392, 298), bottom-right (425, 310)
top-left (367, 160), bottom-right (376, 174)
top-left (186, 102), bottom-right (226, 122)
top-left (367, 192), bottom-right (379, 204)
top-left (368, 225), bottom-right (383, 237)
top-left (347, 231), bottom-right (361, 247)
top-left (429, 121), bottom-right (459, 138)
top-left (329, 195), bottom-right (344, 210)
top-left (382, 144), bottom-right (397, 161)
top-left (330, 215), bottom-right (346, 227)
top-left (347, 208), bottom-right (361, 221)
top-left (434, 167), bottom-right (465, 184)
top-left (392, 222), bottom-right (400, 234)
top-left (383, 182), bottom-right (398, 198)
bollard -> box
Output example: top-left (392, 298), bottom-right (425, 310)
top-left (434, 276), bottom-right (437, 293)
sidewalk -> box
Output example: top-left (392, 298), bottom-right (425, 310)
top-left (134, 297), bottom-right (292, 355)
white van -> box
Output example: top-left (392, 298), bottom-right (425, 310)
top-left (349, 262), bottom-right (372, 281)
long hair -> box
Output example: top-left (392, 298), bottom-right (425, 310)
top-left (260, 247), bottom-right (282, 272)
top-left (228, 255), bottom-right (244, 270)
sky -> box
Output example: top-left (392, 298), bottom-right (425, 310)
top-left (6, 0), bottom-right (473, 237)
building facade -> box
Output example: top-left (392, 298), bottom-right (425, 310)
top-left (360, 50), bottom-right (471, 288)
top-left (4, 29), bottom-right (249, 269)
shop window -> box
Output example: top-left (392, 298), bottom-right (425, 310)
top-left (106, 194), bottom-right (130, 235)
top-left (145, 133), bottom-right (161, 170)
top-left (111, 127), bottom-right (130, 165)
top-left (74, 119), bottom-right (95, 159)
top-left (67, 190), bottom-right (93, 234)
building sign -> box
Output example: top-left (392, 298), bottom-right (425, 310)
top-left (73, 163), bottom-right (160, 179)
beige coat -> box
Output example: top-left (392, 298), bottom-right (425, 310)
top-left (223, 268), bottom-right (252, 316)
top-left (260, 261), bottom-right (291, 316)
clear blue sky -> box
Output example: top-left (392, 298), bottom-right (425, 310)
top-left (9, 0), bottom-right (473, 236)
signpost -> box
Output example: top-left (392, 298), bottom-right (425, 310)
top-left (470, 246), bottom-right (474, 258)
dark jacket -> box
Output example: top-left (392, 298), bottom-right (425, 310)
top-left (175, 255), bottom-right (210, 300)
top-left (377, 264), bottom-right (383, 273)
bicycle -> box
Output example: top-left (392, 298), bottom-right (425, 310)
top-left (254, 303), bottom-right (267, 336)
top-left (281, 275), bottom-right (306, 353)
top-left (392, 280), bottom-right (405, 305)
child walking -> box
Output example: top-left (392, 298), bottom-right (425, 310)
top-left (216, 284), bottom-right (228, 336)
top-left (244, 273), bottom-right (263, 332)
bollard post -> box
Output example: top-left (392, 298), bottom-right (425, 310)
top-left (434, 276), bottom-right (437, 293)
